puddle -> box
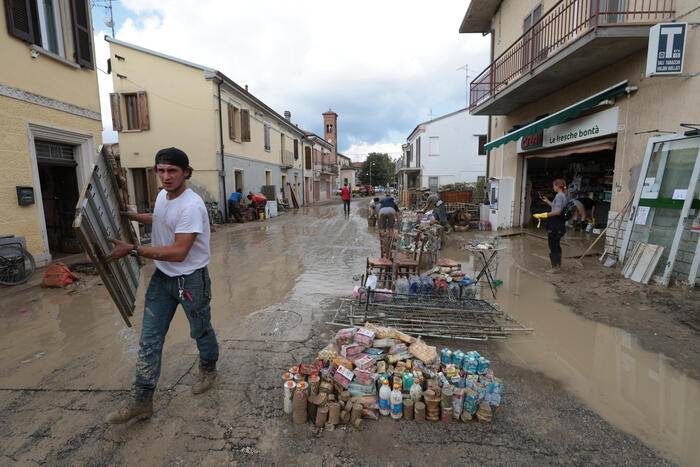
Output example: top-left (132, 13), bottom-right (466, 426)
top-left (447, 234), bottom-right (700, 466)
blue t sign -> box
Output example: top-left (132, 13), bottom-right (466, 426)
top-left (647, 23), bottom-right (687, 76)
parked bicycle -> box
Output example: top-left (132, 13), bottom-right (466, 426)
top-left (0, 236), bottom-right (36, 286)
top-left (205, 201), bottom-right (224, 225)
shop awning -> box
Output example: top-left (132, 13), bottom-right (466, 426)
top-left (524, 137), bottom-right (616, 159)
top-left (484, 80), bottom-right (629, 151)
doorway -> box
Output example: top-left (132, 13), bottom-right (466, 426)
top-left (36, 140), bottom-right (82, 255)
top-left (234, 169), bottom-right (244, 194)
top-left (281, 174), bottom-right (287, 202)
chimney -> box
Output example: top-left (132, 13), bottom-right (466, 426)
top-left (245, 84), bottom-right (248, 92)
top-left (284, 111), bottom-right (291, 121)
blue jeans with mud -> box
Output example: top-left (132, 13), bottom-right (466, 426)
top-left (132, 267), bottom-right (219, 398)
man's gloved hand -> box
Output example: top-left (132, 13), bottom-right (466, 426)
top-left (533, 212), bottom-right (548, 228)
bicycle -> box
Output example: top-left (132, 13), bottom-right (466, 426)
top-left (0, 236), bottom-right (36, 286)
top-left (205, 201), bottom-right (224, 224)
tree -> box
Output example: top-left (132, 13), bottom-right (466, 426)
top-left (356, 153), bottom-right (395, 186)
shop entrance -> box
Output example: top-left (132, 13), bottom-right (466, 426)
top-left (36, 140), bottom-right (82, 256)
top-left (524, 147), bottom-right (615, 228)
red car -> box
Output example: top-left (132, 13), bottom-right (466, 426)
top-left (360, 185), bottom-right (375, 196)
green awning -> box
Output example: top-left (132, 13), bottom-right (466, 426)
top-left (484, 80), bottom-right (629, 152)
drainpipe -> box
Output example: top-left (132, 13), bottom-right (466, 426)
top-left (217, 77), bottom-right (228, 221)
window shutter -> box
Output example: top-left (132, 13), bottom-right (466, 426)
top-left (228, 103), bottom-right (235, 140)
top-left (70, 0), bottom-right (93, 69)
top-left (241, 109), bottom-right (250, 142)
top-left (137, 91), bottom-right (149, 130)
top-left (109, 93), bottom-right (122, 131)
top-left (5, 0), bottom-right (35, 42)
top-left (145, 168), bottom-right (159, 210)
top-left (293, 139), bottom-right (299, 160)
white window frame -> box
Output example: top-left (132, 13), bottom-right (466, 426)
top-left (264, 124), bottom-right (271, 151)
top-left (37, 0), bottom-right (65, 58)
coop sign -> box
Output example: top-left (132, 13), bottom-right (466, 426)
top-left (517, 107), bottom-right (619, 153)
top-left (646, 23), bottom-right (687, 76)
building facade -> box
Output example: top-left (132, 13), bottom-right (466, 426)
top-left (106, 37), bottom-right (305, 216)
top-left (397, 108), bottom-right (487, 203)
top-left (338, 153), bottom-right (356, 190)
top-left (461, 0), bottom-right (700, 281)
top-left (1, 0), bottom-right (101, 266)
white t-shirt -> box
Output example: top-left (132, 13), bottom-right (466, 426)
top-left (151, 188), bottom-right (210, 277)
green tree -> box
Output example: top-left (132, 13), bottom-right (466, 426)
top-left (357, 152), bottom-right (394, 186)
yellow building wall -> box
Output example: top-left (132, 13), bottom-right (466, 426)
top-left (0, 3), bottom-right (100, 113)
top-left (109, 42), bottom-right (219, 198)
top-left (0, 95), bottom-right (102, 256)
top-left (487, 0), bottom-right (700, 225)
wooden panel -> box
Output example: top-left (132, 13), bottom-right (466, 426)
top-left (137, 91), bottom-right (149, 130)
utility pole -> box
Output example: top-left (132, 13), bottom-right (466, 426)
top-left (456, 64), bottom-right (470, 108)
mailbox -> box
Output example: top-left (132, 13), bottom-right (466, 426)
top-left (16, 186), bottom-right (35, 206)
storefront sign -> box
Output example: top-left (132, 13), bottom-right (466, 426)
top-left (517, 107), bottom-right (619, 153)
top-left (520, 132), bottom-right (543, 151)
top-left (646, 23), bottom-right (687, 76)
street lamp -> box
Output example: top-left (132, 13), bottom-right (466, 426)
top-left (369, 162), bottom-right (375, 188)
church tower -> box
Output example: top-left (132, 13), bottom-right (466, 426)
top-left (322, 109), bottom-right (338, 162)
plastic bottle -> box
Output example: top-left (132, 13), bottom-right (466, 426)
top-left (410, 379), bottom-right (423, 402)
top-left (366, 274), bottom-right (378, 290)
top-left (390, 383), bottom-right (403, 420)
top-left (379, 380), bottom-right (391, 416)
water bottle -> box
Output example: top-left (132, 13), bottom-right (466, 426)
top-left (379, 380), bottom-right (391, 416)
top-left (390, 383), bottom-right (403, 420)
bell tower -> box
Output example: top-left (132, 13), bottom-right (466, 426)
top-left (322, 109), bottom-right (338, 162)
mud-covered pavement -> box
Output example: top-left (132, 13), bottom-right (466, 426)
top-left (0, 201), bottom-right (698, 465)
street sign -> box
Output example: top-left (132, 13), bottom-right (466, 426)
top-left (646, 23), bottom-right (687, 77)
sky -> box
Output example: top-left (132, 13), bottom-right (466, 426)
top-left (92, 0), bottom-right (489, 162)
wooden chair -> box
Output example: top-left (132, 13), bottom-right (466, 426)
top-left (366, 233), bottom-right (395, 289)
top-left (395, 234), bottom-right (425, 280)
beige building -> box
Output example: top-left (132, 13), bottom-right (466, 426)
top-left (1, 0), bottom-right (101, 266)
top-left (338, 153), bottom-right (356, 190)
top-left (461, 0), bottom-right (700, 281)
top-left (106, 37), bottom-right (306, 217)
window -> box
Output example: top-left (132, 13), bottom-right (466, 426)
top-left (305, 146), bottom-right (312, 169)
top-left (264, 125), bottom-right (271, 150)
top-left (429, 176), bottom-right (439, 193)
top-left (110, 91), bottom-right (149, 131)
top-left (228, 104), bottom-right (240, 140)
top-left (523, 3), bottom-right (544, 67)
top-left (326, 124), bottom-right (333, 134)
top-left (5, 0), bottom-right (93, 68)
top-left (125, 94), bottom-right (138, 130)
top-left (294, 139), bottom-right (299, 160)
top-left (265, 170), bottom-right (271, 186)
top-left (429, 136), bottom-right (439, 156)
top-left (478, 135), bottom-right (487, 155)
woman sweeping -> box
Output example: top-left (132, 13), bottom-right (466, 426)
top-left (533, 178), bottom-right (569, 273)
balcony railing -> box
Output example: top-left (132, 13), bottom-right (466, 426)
top-left (470, 0), bottom-right (674, 109)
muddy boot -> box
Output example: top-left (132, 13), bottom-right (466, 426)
top-left (192, 363), bottom-right (217, 395)
top-left (106, 391), bottom-right (153, 424)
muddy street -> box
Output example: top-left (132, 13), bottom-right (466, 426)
top-left (0, 200), bottom-right (698, 465)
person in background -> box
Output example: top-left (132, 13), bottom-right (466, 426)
top-left (533, 178), bottom-right (569, 273)
top-left (572, 197), bottom-right (596, 230)
top-left (422, 192), bottom-right (448, 228)
top-left (378, 195), bottom-right (400, 238)
top-left (341, 183), bottom-right (351, 218)
top-left (227, 188), bottom-right (244, 223)
top-left (369, 197), bottom-right (380, 219)
top-left (247, 192), bottom-right (267, 220)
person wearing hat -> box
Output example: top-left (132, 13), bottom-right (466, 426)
top-left (105, 147), bottom-right (219, 424)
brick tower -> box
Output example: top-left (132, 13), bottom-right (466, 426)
top-left (322, 109), bottom-right (338, 162)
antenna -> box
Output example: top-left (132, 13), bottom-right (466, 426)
top-left (456, 64), bottom-right (470, 108)
top-left (92, 0), bottom-right (116, 37)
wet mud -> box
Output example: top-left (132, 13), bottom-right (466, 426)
top-left (0, 199), bottom-right (696, 465)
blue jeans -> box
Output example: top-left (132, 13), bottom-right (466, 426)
top-left (132, 267), bottom-right (219, 397)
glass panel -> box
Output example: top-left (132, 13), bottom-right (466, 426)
top-left (126, 95), bottom-right (138, 130)
top-left (41, 0), bottom-right (59, 54)
top-left (630, 136), bottom-right (700, 278)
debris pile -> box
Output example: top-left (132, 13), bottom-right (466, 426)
top-left (283, 324), bottom-right (504, 429)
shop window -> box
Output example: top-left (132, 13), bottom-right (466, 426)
top-left (478, 135), bottom-right (487, 155)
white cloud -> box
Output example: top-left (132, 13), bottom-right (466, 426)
top-left (94, 1), bottom-right (489, 149)
top-left (342, 142), bottom-right (403, 163)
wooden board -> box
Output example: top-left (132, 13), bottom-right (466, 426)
top-left (287, 182), bottom-right (300, 208)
